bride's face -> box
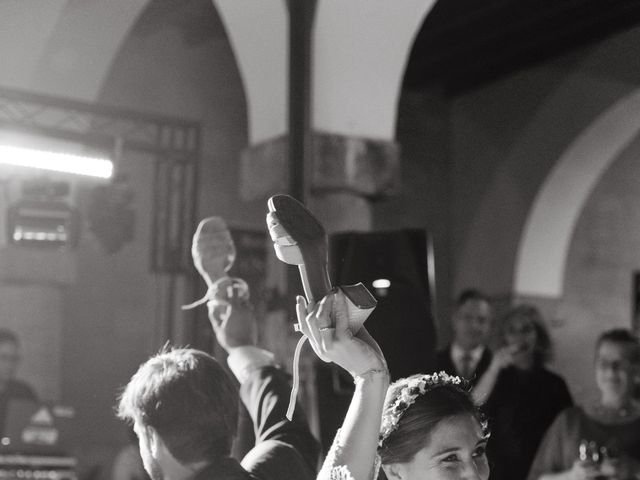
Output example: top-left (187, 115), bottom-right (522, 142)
top-left (383, 413), bottom-right (489, 480)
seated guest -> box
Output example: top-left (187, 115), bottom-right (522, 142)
top-left (0, 328), bottom-right (38, 436)
top-left (528, 329), bottom-right (640, 480)
top-left (472, 305), bottom-right (572, 480)
top-left (435, 289), bottom-right (494, 385)
top-left (117, 276), bottom-right (320, 480)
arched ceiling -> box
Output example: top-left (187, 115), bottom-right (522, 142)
top-left (5, 0), bottom-right (640, 109)
top-left (0, 0), bottom-right (151, 102)
top-left (406, 0), bottom-right (640, 94)
top-left (312, 0), bottom-right (436, 141)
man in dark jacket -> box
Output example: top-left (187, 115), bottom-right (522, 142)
top-left (117, 277), bottom-right (319, 480)
top-left (435, 289), bottom-right (493, 385)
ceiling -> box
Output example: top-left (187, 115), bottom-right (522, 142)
top-left (2, 1), bottom-right (640, 106)
top-left (404, 0), bottom-right (640, 94)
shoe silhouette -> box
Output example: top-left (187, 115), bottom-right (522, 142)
top-left (266, 194), bottom-right (376, 332)
top-left (183, 216), bottom-right (238, 310)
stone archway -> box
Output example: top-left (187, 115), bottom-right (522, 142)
top-left (214, 0), bottom-right (437, 145)
top-left (514, 88), bottom-right (640, 299)
top-left (0, 0), bottom-right (151, 101)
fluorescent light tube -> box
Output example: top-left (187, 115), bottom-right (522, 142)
top-left (0, 145), bottom-right (113, 179)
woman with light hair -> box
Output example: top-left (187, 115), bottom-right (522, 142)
top-left (472, 305), bottom-right (572, 480)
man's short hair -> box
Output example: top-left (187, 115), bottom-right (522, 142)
top-left (455, 289), bottom-right (490, 308)
top-left (0, 329), bottom-right (19, 346)
top-left (117, 347), bottom-right (238, 464)
top-left (597, 329), bottom-right (640, 364)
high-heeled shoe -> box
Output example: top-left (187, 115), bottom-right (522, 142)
top-left (182, 216), bottom-right (241, 310)
top-left (266, 194), bottom-right (377, 420)
top-left (267, 194), bottom-right (331, 304)
top-left (266, 194), bottom-right (376, 331)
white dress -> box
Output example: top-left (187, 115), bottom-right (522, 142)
top-left (318, 429), bottom-right (381, 480)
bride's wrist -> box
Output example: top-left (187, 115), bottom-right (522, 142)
top-left (353, 366), bottom-right (390, 385)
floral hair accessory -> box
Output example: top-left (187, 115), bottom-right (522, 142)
top-left (378, 371), bottom-right (465, 448)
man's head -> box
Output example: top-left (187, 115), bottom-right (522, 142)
top-left (451, 289), bottom-right (492, 351)
top-left (117, 348), bottom-right (239, 478)
top-left (0, 329), bottom-right (21, 386)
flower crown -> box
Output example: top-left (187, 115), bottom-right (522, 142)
top-left (378, 371), bottom-right (465, 447)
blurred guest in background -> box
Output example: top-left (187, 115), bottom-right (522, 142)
top-left (527, 328), bottom-right (640, 480)
top-left (0, 328), bottom-right (38, 436)
top-left (473, 305), bottom-right (572, 480)
top-left (435, 289), bottom-right (494, 385)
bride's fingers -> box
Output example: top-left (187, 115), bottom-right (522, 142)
top-left (307, 295), bottom-right (331, 344)
top-left (314, 293), bottom-right (335, 329)
top-left (333, 290), bottom-right (350, 338)
top-left (299, 294), bottom-right (308, 311)
top-left (310, 294), bottom-right (337, 358)
top-left (314, 294), bottom-right (338, 355)
top-left (298, 296), bottom-right (328, 360)
top-left (319, 326), bottom-right (335, 351)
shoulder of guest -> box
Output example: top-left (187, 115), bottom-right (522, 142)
top-left (554, 404), bottom-right (581, 424)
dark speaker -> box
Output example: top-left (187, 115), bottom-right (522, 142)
top-left (330, 229), bottom-right (437, 378)
top-left (316, 229), bottom-right (437, 452)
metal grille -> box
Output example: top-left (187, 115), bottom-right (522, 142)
top-left (0, 86), bottom-right (201, 273)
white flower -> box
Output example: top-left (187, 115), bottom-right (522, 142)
top-left (378, 371), bottom-right (465, 447)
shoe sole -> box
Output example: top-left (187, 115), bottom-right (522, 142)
top-left (267, 194), bottom-right (332, 304)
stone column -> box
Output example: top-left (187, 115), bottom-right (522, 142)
top-left (241, 132), bottom-right (399, 230)
top-left (215, 0), bottom-right (436, 438)
top-left (240, 130), bottom-right (399, 440)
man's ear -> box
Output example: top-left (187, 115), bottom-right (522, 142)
top-left (148, 427), bottom-right (181, 465)
top-left (146, 426), bottom-right (161, 457)
top-left (382, 463), bottom-right (405, 480)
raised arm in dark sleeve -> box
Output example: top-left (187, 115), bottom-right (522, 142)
top-left (228, 348), bottom-right (320, 480)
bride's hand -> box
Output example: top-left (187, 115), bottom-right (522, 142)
top-left (296, 290), bottom-right (387, 378)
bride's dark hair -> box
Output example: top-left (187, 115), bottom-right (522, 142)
top-left (378, 375), bottom-right (487, 465)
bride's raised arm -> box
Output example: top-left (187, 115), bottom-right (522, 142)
top-left (296, 290), bottom-right (389, 480)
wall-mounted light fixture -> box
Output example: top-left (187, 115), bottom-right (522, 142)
top-left (0, 145), bottom-right (113, 179)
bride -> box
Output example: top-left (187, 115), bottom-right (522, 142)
top-left (298, 290), bottom-right (490, 480)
